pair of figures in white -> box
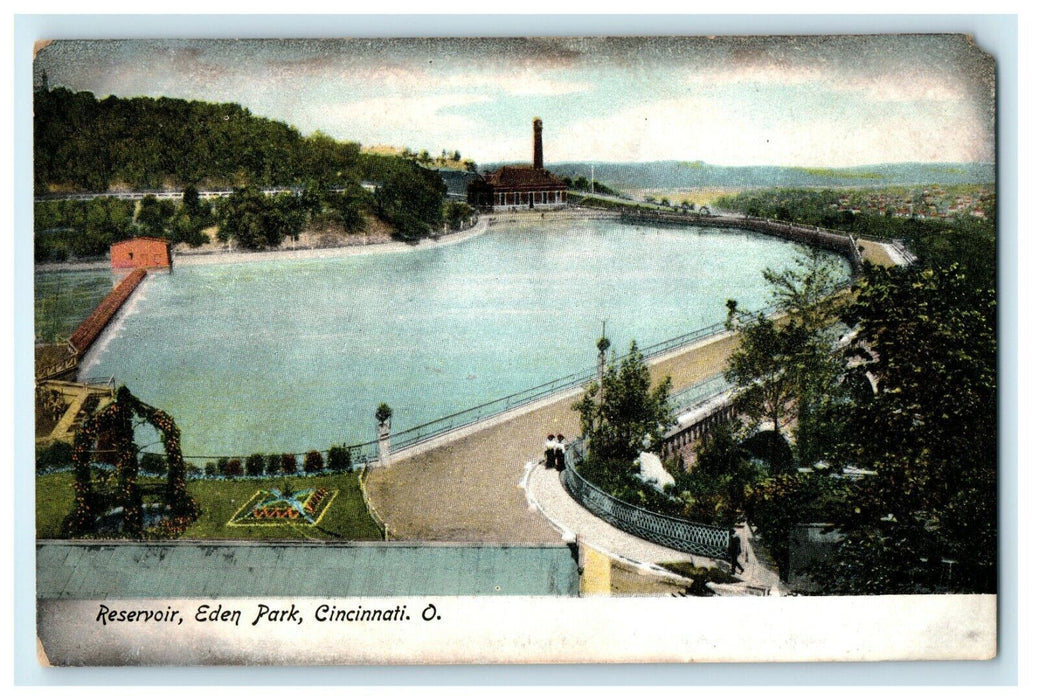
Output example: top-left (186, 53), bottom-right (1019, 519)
top-left (543, 433), bottom-right (567, 471)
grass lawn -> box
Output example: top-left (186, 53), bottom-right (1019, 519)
top-left (35, 470), bottom-right (383, 541)
top-left (35, 471), bottom-right (77, 539)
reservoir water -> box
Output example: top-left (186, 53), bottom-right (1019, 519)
top-left (70, 219), bottom-right (849, 457)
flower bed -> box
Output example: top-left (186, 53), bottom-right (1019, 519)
top-left (227, 486), bottom-right (338, 527)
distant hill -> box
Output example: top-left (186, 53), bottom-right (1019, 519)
top-left (481, 160), bottom-right (995, 190)
top-left (33, 87), bottom-right (428, 195)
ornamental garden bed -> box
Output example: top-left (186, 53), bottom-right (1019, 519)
top-left (35, 471), bottom-right (382, 541)
top-left (228, 485), bottom-right (338, 527)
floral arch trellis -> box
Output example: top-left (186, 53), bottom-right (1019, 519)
top-left (63, 386), bottom-right (198, 537)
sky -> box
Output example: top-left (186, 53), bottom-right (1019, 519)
top-left (33, 35), bottom-right (996, 168)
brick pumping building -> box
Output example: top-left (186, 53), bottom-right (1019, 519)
top-left (467, 118), bottom-right (567, 210)
top-left (110, 237), bottom-right (172, 271)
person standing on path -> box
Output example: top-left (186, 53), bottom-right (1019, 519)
top-left (728, 528), bottom-right (745, 576)
top-left (544, 434), bottom-right (558, 469)
top-left (554, 434), bottom-right (567, 471)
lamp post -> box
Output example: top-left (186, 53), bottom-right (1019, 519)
top-left (596, 320), bottom-right (610, 409)
top-left (375, 403), bottom-right (393, 468)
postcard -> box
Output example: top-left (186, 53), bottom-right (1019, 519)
top-left (29, 33), bottom-right (998, 666)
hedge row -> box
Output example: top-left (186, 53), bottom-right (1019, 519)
top-left (35, 442), bottom-right (355, 479)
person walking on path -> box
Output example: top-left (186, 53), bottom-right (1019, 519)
top-left (554, 434), bottom-right (567, 471)
top-left (727, 527), bottom-right (745, 576)
top-left (544, 434), bottom-right (558, 469)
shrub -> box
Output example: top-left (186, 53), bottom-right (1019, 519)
top-left (265, 454), bottom-right (281, 475)
top-left (35, 441), bottom-right (74, 471)
top-left (245, 454), bottom-right (265, 477)
top-left (741, 430), bottom-right (794, 474)
top-left (304, 450), bottom-right (324, 474)
top-left (223, 458), bottom-right (243, 478)
top-left (280, 453), bottom-right (298, 474)
top-left (139, 452), bottom-right (166, 474)
top-left (327, 444), bottom-right (352, 473)
top-left (204, 461), bottom-right (217, 477)
top-left (185, 461), bottom-right (202, 479)
top-left (216, 457), bottom-right (229, 476)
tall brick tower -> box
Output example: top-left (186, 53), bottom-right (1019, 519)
top-left (533, 117), bottom-right (544, 170)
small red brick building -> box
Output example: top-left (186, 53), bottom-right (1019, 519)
top-left (468, 117), bottom-right (567, 210)
top-left (110, 237), bottom-right (172, 271)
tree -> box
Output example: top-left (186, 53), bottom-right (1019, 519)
top-left (182, 185), bottom-right (201, 214)
top-left (443, 201), bottom-right (473, 231)
top-left (725, 247), bottom-right (847, 468)
top-left (246, 454), bottom-right (265, 477)
top-left (217, 187), bottom-right (263, 248)
top-left (216, 187), bottom-right (303, 250)
top-left (322, 182), bottom-right (368, 233)
top-left (812, 263), bottom-right (997, 594)
top-left (683, 420), bottom-right (763, 524)
top-left (724, 314), bottom-right (807, 436)
top-left (327, 444), bottom-right (352, 473)
top-left (572, 340), bottom-right (673, 465)
top-left (304, 450), bottom-right (324, 474)
top-left (762, 246), bottom-right (844, 334)
top-left (745, 470), bottom-right (850, 581)
top-left (374, 161), bottom-right (446, 240)
top-left (136, 195), bottom-right (176, 237)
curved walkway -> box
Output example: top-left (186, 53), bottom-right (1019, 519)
top-left (522, 460), bottom-right (695, 572)
top-left (523, 459), bottom-right (785, 594)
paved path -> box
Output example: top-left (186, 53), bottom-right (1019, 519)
top-left (523, 459), bottom-right (786, 594)
top-left (364, 331), bottom-right (739, 543)
top-left (714, 523), bottom-right (788, 595)
top-left (523, 460), bottom-right (696, 570)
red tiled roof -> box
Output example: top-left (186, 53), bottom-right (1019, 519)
top-left (111, 236), bottom-right (171, 247)
top-left (484, 166), bottom-right (565, 190)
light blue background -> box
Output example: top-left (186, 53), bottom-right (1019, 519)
top-left (12, 13), bottom-right (1018, 687)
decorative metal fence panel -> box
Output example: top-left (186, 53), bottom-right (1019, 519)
top-left (562, 439), bottom-right (728, 559)
top-left (669, 373), bottom-right (731, 414)
top-left (387, 367), bottom-right (597, 453)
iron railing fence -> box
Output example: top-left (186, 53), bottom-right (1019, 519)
top-left (561, 437), bottom-right (729, 559)
top-left (669, 373), bottom-right (732, 415)
top-left (386, 367), bottom-right (598, 454)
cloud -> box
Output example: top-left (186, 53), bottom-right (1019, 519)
top-left (329, 64), bottom-right (591, 98)
top-left (316, 94), bottom-right (492, 148)
top-left (829, 72), bottom-right (972, 103)
top-left (552, 94), bottom-right (993, 166)
top-left (688, 63), bottom-right (825, 88)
